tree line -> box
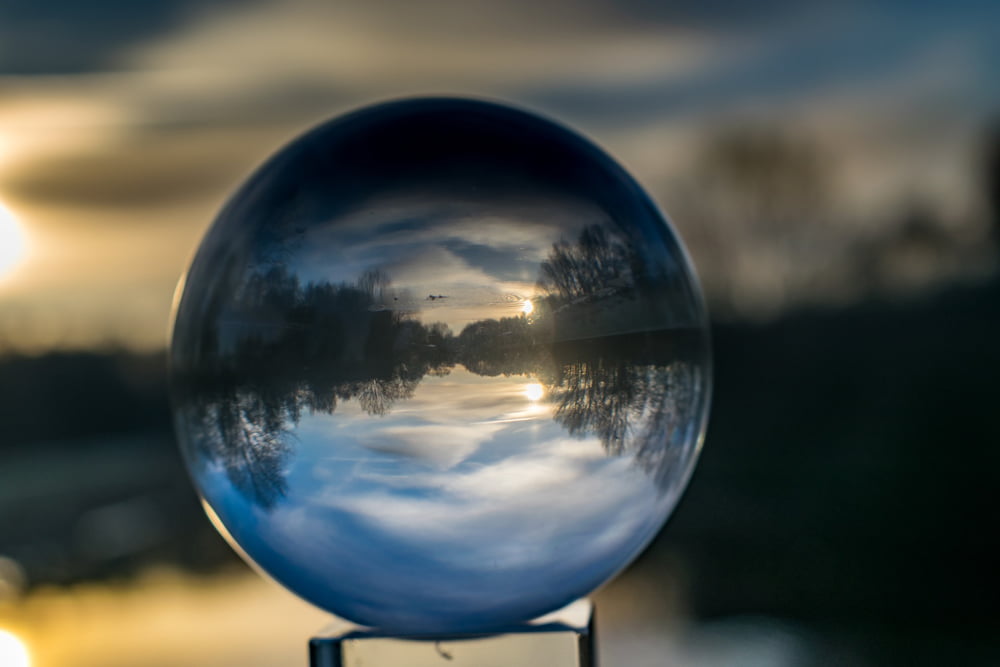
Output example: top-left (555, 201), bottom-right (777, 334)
top-left (173, 223), bottom-right (705, 507)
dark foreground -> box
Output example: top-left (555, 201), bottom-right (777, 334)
top-left (1, 275), bottom-right (998, 665)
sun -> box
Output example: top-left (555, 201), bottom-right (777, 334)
top-left (0, 629), bottom-right (30, 667)
top-left (0, 203), bottom-right (28, 281)
top-left (524, 383), bottom-right (545, 401)
top-left (521, 299), bottom-right (534, 315)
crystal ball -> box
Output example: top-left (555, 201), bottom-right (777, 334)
top-left (170, 98), bottom-right (711, 633)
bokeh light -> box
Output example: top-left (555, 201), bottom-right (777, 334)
top-left (0, 629), bottom-right (30, 667)
top-left (0, 203), bottom-right (27, 282)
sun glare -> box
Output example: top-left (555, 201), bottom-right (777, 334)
top-left (521, 299), bottom-right (534, 315)
top-left (0, 629), bottom-right (30, 667)
top-left (524, 383), bottom-right (545, 401)
top-left (0, 203), bottom-right (28, 281)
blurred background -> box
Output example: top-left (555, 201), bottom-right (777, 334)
top-left (1, 1), bottom-right (998, 665)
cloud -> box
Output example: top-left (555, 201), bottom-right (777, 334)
top-left (123, 0), bottom-right (712, 90)
top-left (302, 368), bottom-right (552, 469)
top-left (2, 128), bottom-right (273, 207)
top-left (0, 0), bottom-right (254, 75)
top-left (289, 197), bottom-right (605, 330)
top-left (1, 0), bottom-right (998, 351)
top-left (192, 363), bottom-right (679, 629)
top-left (288, 368), bottom-right (666, 570)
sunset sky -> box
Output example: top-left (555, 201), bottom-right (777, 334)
top-left (0, 0), bottom-right (997, 351)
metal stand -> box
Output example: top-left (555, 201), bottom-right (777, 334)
top-left (310, 599), bottom-right (595, 667)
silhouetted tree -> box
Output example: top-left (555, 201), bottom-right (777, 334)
top-left (186, 389), bottom-right (294, 509)
top-left (538, 225), bottom-right (632, 303)
top-left (176, 232), bottom-right (704, 506)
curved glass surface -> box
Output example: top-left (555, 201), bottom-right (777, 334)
top-left (170, 98), bottom-right (711, 633)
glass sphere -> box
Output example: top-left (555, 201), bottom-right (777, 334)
top-left (170, 98), bottom-right (711, 634)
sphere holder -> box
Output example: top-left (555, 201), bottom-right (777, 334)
top-left (309, 599), bottom-right (595, 667)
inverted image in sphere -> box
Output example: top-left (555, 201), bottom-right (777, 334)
top-left (170, 98), bottom-right (711, 633)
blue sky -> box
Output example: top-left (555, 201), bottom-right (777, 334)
top-left (192, 367), bottom-right (687, 631)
